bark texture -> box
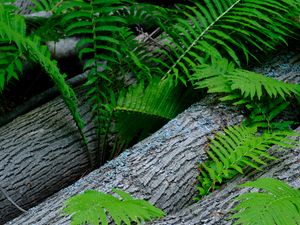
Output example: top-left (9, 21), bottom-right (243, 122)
top-left (0, 89), bottom-right (97, 224)
top-left (4, 48), bottom-right (300, 225)
top-left (4, 98), bottom-right (244, 225)
top-left (151, 126), bottom-right (300, 225)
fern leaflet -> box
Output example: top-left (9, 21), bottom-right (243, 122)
top-left (196, 125), bottom-right (299, 200)
top-left (232, 178), bottom-right (300, 225)
top-left (154, 0), bottom-right (300, 83)
top-left (64, 189), bottom-right (165, 225)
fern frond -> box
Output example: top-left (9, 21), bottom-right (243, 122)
top-left (64, 189), bottom-right (165, 225)
top-left (196, 125), bottom-right (299, 199)
top-left (192, 58), bottom-right (300, 101)
top-left (0, 5), bottom-right (87, 159)
top-left (115, 3), bottom-right (167, 31)
top-left (0, 43), bottom-right (23, 90)
top-left (232, 178), bottom-right (300, 225)
top-left (113, 76), bottom-right (194, 150)
top-left (154, 0), bottom-right (300, 82)
top-left (30, 0), bottom-right (63, 13)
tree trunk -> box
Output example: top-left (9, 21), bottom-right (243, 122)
top-left (4, 48), bottom-right (300, 225)
top-left (0, 89), bottom-right (98, 224)
top-left (151, 126), bottom-right (300, 225)
top-left (4, 98), bottom-right (244, 225)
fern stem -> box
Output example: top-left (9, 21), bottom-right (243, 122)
top-left (166, 0), bottom-right (241, 77)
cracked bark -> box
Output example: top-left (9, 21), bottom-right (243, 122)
top-left (3, 48), bottom-right (300, 225)
top-left (150, 126), bottom-right (300, 225)
top-left (4, 98), bottom-right (244, 225)
top-left (0, 89), bottom-right (98, 224)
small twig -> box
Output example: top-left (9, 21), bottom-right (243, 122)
top-left (0, 186), bottom-right (27, 213)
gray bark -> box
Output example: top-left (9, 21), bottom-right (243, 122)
top-left (4, 48), bottom-right (300, 225)
top-left (0, 89), bottom-right (98, 224)
top-left (4, 98), bottom-right (244, 225)
top-left (151, 126), bottom-right (300, 225)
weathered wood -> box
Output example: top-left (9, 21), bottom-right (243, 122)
top-left (151, 127), bottom-right (300, 225)
top-left (0, 89), bottom-right (98, 224)
top-left (4, 98), bottom-right (244, 225)
top-left (4, 48), bottom-right (300, 225)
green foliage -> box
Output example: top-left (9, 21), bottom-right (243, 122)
top-left (30, 0), bottom-right (63, 13)
top-left (64, 189), bottom-right (165, 225)
top-left (232, 178), bottom-right (300, 225)
top-left (0, 4), bottom-right (88, 160)
top-left (192, 58), bottom-right (300, 101)
top-left (195, 125), bottom-right (299, 200)
top-left (192, 58), bottom-right (300, 128)
top-left (154, 0), bottom-right (300, 83)
top-left (112, 77), bottom-right (194, 153)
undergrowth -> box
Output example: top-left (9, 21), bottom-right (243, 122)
top-left (1, 0), bottom-right (300, 223)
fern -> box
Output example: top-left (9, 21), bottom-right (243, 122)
top-left (64, 189), bottom-right (165, 225)
top-left (192, 58), bottom-right (300, 101)
top-left (0, 43), bottom-right (23, 90)
top-left (0, 4), bottom-right (89, 161)
top-left (195, 125), bottom-right (299, 200)
top-left (153, 0), bottom-right (300, 83)
top-left (192, 58), bottom-right (300, 129)
top-left (232, 178), bottom-right (300, 225)
top-left (30, 0), bottom-right (63, 13)
top-left (112, 77), bottom-right (195, 155)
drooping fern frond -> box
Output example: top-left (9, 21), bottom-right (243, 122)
top-left (232, 178), bottom-right (300, 225)
top-left (0, 43), bottom-right (23, 90)
top-left (195, 125), bottom-right (299, 200)
top-left (153, 0), bottom-right (300, 83)
top-left (0, 4), bottom-right (88, 161)
top-left (191, 58), bottom-right (300, 129)
top-left (64, 189), bottom-right (165, 225)
top-left (192, 58), bottom-right (300, 101)
top-left (112, 76), bottom-right (195, 154)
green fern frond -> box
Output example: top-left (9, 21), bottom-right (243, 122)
top-left (192, 58), bottom-right (300, 129)
top-left (244, 98), bottom-right (293, 129)
top-left (115, 3), bottom-right (167, 31)
top-left (113, 76), bottom-right (194, 149)
top-left (192, 58), bottom-right (300, 101)
top-left (30, 0), bottom-right (63, 13)
top-left (154, 0), bottom-right (300, 82)
top-left (196, 125), bottom-right (299, 199)
top-left (0, 44), bottom-right (23, 90)
top-left (232, 178), bottom-right (300, 225)
top-left (0, 4), bottom-right (87, 158)
top-left (64, 189), bottom-right (165, 225)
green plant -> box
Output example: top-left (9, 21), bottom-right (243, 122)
top-left (195, 125), bottom-right (299, 200)
top-left (232, 178), bottom-right (300, 225)
top-left (154, 0), bottom-right (300, 83)
top-left (192, 58), bottom-right (300, 101)
top-left (0, 4), bottom-right (86, 131)
top-left (64, 189), bottom-right (165, 225)
top-left (192, 58), bottom-right (300, 128)
top-left (112, 76), bottom-right (195, 156)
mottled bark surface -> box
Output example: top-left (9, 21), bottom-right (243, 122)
top-left (151, 127), bottom-right (300, 225)
top-left (4, 99), bottom-right (243, 225)
top-left (0, 90), bottom-right (97, 224)
top-left (3, 48), bottom-right (300, 225)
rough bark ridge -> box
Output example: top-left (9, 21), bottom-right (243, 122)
top-left (5, 99), bottom-right (243, 225)
top-left (0, 89), bottom-right (97, 224)
top-left (151, 127), bottom-right (300, 225)
top-left (5, 48), bottom-right (300, 225)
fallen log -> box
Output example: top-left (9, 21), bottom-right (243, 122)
top-left (3, 98), bottom-right (244, 225)
top-left (151, 126), bottom-right (300, 225)
top-left (0, 89), bottom-right (98, 224)
top-left (4, 48), bottom-right (300, 225)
